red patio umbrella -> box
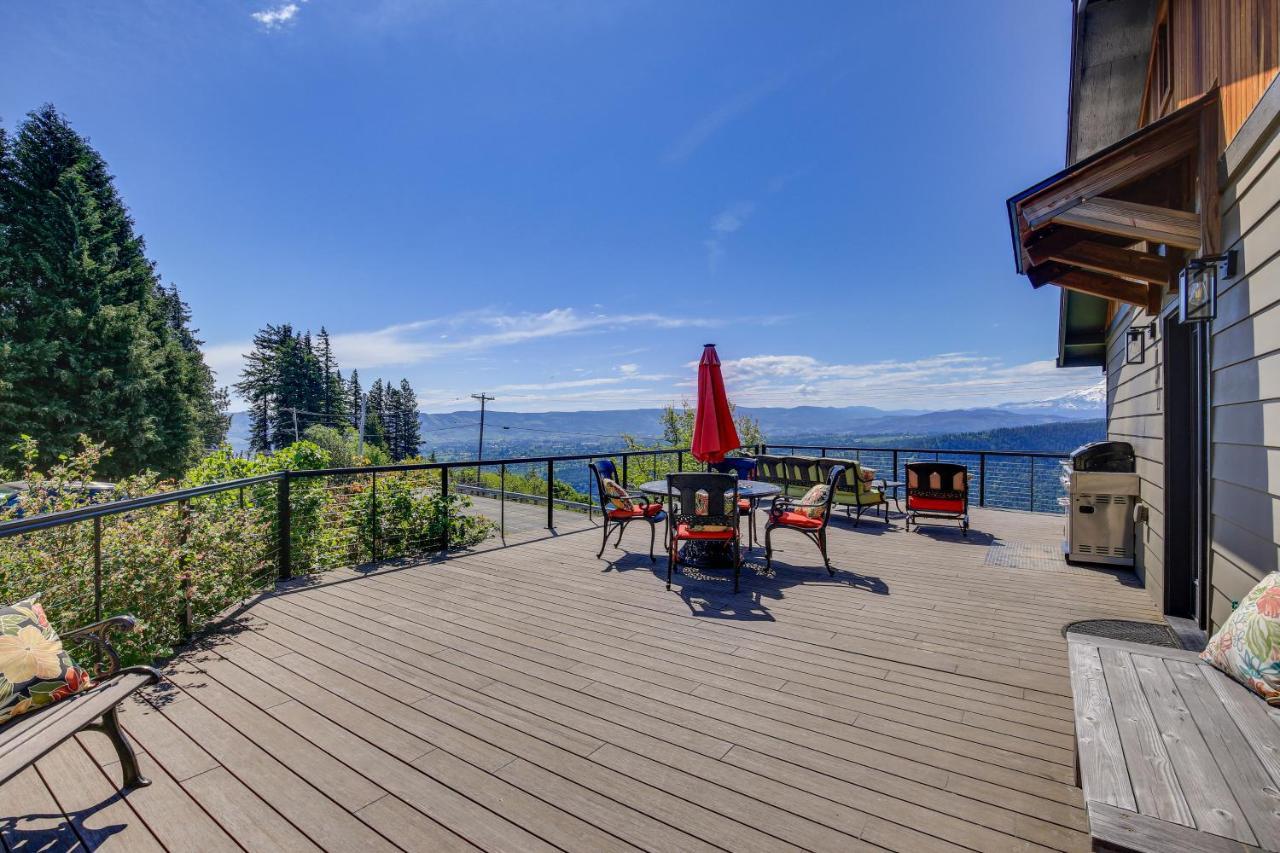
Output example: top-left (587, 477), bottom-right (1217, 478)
top-left (691, 343), bottom-right (740, 464)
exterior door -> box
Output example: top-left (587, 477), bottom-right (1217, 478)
top-left (1163, 315), bottom-right (1210, 626)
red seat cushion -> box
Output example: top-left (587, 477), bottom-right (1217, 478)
top-left (737, 498), bottom-right (751, 511)
top-left (607, 504), bottom-right (663, 520)
top-left (908, 496), bottom-right (965, 513)
top-left (772, 511), bottom-right (823, 530)
top-left (674, 523), bottom-right (736, 541)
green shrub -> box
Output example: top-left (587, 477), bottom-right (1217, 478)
top-left (0, 438), bottom-right (494, 664)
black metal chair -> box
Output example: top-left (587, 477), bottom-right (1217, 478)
top-left (590, 462), bottom-right (666, 562)
top-left (904, 461), bottom-right (970, 536)
top-left (710, 456), bottom-right (760, 547)
top-left (665, 472), bottom-right (741, 592)
top-left (764, 464), bottom-right (843, 574)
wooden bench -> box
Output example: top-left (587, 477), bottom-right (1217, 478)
top-left (1068, 632), bottom-right (1280, 852)
top-left (0, 615), bottom-right (160, 790)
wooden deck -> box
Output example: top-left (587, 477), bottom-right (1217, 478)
top-left (0, 505), bottom-right (1164, 852)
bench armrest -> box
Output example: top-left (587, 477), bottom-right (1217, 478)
top-left (63, 615), bottom-right (142, 679)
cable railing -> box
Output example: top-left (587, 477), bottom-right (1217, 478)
top-left (0, 441), bottom-right (1065, 662)
top-left (757, 443), bottom-right (1071, 513)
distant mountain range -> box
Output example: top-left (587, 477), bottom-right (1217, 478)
top-left (224, 382), bottom-right (1105, 456)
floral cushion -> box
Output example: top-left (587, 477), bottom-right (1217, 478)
top-left (798, 484), bottom-right (828, 519)
top-left (601, 478), bottom-right (633, 512)
top-left (1201, 573), bottom-right (1280, 705)
top-left (0, 596), bottom-right (92, 726)
top-left (858, 467), bottom-right (876, 483)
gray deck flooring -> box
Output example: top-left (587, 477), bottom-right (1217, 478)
top-left (0, 505), bottom-right (1163, 852)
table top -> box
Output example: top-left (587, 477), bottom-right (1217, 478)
top-left (637, 479), bottom-right (782, 499)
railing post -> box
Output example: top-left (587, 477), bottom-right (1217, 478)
top-left (371, 471), bottom-right (379, 562)
top-left (820, 448), bottom-right (827, 458)
top-left (979, 453), bottom-right (987, 507)
top-left (546, 460), bottom-right (555, 529)
top-left (277, 473), bottom-right (291, 581)
top-left (499, 463), bottom-right (506, 540)
top-left (1029, 457), bottom-right (1036, 512)
top-left (622, 455), bottom-right (629, 489)
top-left (892, 450), bottom-right (899, 483)
top-left (178, 499), bottom-right (192, 637)
top-left (93, 517), bottom-right (102, 623)
top-left (440, 466), bottom-right (449, 551)
top-left (677, 451), bottom-right (684, 471)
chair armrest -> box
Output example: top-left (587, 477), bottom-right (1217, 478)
top-left (63, 615), bottom-right (142, 679)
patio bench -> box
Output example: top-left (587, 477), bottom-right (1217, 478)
top-left (1067, 632), bottom-right (1280, 852)
top-left (755, 454), bottom-right (886, 525)
top-left (0, 615), bottom-right (160, 791)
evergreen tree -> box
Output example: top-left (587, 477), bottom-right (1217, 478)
top-left (347, 370), bottom-right (363, 431)
top-left (365, 379), bottom-right (387, 451)
top-left (316, 326), bottom-right (346, 425)
top-left (384, 383), bottom-right (403, 459)
top-left (0, 105), bottom-right (226, 477)
top-left (398, 378), bottom-right (421, 459)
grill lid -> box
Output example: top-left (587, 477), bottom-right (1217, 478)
top-left (1070, 440), bottom-right (1135, 472)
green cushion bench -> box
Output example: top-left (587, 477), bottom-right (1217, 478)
top-left (756, 454), bottom-right (886, 525)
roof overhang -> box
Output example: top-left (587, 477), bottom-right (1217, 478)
top-left (1007, 91), bottom-right (1221, 367)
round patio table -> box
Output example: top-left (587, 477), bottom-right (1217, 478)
top-left (638, 479), bottom-right (782, 568)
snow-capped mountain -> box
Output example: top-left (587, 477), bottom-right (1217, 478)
top-left (999, 380), bottom-right (1106, 419)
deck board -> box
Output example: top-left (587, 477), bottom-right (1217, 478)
top-left (3, 505), bottom-right (1165, 852)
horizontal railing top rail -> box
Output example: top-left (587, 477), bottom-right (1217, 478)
top-left (0, 447), bottom-right (688, 538)
top-left (758, 443), bottom-right (1071, 460)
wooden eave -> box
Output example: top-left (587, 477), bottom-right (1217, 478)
top-left (1006, 90), bottom-right (1220, 312)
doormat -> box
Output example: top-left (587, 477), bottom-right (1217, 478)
top-left (1064, 619), bottom-right (1182, 648)
top-left (983, 542), bottom-right (1066, 571)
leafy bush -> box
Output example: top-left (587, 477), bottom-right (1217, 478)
top-left (0, 438), bottom-right (495, 664)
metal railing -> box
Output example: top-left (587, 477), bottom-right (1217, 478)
top-left (0, 441), bottom-right (1064, 657)
top-left (757, 443), bottom-right (1070, 513)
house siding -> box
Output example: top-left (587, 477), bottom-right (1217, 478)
top-left (1209, 77), bottom-right (1280, 630)
top-left (1104, 303), bottom-right (1168, 606)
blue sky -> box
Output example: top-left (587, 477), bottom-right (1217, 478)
top-left (1, 1), bottom-right (1100, 412)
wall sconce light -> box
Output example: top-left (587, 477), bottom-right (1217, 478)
top-left (1179, 251), bottom-right (1236, 323)
top-left (1126, 321), bottom-right (1156, 364)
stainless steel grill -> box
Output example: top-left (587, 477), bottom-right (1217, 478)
top-left (1062, 442), bottom-right (1138, 567)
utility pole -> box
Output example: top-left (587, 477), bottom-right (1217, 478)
top-left (471, 393), bottom-right (495, 462)
top-left (356, 394), bottom-right (368, 458)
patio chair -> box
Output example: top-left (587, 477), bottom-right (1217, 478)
top-left (710, 456), bottom-right (760, 547)
top-left (590, 462), bottom-right (666, 562)
top-left (665, 472), bottom-right (741, 592)
top-left (904, 461), bottom-right (969, 536)
top-left (764, 464), bottom-right (843, 574)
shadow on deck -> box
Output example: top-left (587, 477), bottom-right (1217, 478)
top-left (0, 505), bottom-right (1162, 852)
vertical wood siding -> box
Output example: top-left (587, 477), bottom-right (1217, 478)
top-left (1145, 0), bottom-right (1280, 143)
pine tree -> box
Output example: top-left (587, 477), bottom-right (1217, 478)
top-left (0, 105), bottom-right (226, 477)
top-left (347, 370), bottom-right (363, 431)
top-left (398, 378), bottom-right (421, 459)
top-left (384, 384), bottom-right (403, 459)
top-left (316, 326), bottom-right (346, 425)
top-left (365, 379), bottom-right (386, 451)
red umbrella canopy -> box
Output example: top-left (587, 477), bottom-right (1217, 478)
top-left (691, 343), bottom-right (741, 463)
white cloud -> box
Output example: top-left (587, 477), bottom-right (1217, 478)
top-left (666, 76), bottom-right (786, 163)
top-left (252, 1), bottom-right (303, 30)
top-left (202, 340), bottom-right (251, 386)
top-left (617, 363), bottom-right (639, 376)
top-left (203, 308), bottom-right (717, 396)
top-left (705, 201), bottom-right (755, 269)
top-left (717, 353), bottom-right (1101, 409)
